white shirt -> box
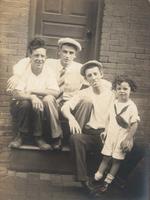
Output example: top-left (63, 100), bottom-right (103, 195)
top-left (15, 64), bottom-right (59, 93)
top-left (12, 58), bottom-right (84, 100)
top-left (45, 58), bottom-right (85, 101)
top-left (64, 86), bottom-right (114, 129)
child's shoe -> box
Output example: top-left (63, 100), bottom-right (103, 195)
top-left (94, 181), bottom-right (111, 196)
top-left (99, 181), bottom-right (110, 192)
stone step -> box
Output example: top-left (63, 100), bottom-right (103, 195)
top-left (8, 146), bottom-right (99, 175)
top-left (9, 147), bottom-right (74, 174)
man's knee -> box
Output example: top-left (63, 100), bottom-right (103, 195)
top-left (20, 100), bottom-right (32, 110)
top-left (74, 97), bottom-right (93, 115)
top-left (43, 95), bottom-right (56, 104)
top-left (70, 134), bottom-right (85, 146)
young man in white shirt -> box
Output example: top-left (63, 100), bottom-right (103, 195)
top-left (61, 60), bottom-right (114, 190)
top-left (9, 38), bottom-right (62, 150)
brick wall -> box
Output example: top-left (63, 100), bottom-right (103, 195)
top-left (0, 0), bottom-right (30, 77)
top-left (0, 0), bottom-right (30, 170)
top-left (100, 0), bottom-right (150, 143)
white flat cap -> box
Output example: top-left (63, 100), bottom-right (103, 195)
top-left (80, 60), bottom-right (103, 76)
top-left (58, 37), bottom-right (82, 52)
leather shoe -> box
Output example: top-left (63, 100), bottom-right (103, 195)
top-left (9, 134), bottom-right (22, 148)
top-left (35, 138), bottom-right (52, 150)
top-left (94, 181), bottom-right (110, 195)
top-left (51, 138), bottom-right (62, 151)
top-left (90, 178), bottom-right (104, 194)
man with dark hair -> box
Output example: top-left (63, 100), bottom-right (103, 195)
top-left (8, 38), bottom-right (62, 150)
top-left (61, 60), bottom-right (113, 190)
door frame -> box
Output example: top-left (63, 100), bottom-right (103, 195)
top-left (28, 0), bottom-right (104, 60)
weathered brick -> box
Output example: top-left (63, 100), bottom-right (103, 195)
top-left (100, 0), bottom-right (150, 143)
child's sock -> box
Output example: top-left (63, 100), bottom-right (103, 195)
top-left (104, 173), bottom-right (115, 184)
top-left (94, 171), bottom-right (103, 181)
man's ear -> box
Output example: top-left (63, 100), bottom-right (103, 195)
top-left (29, 53), bottom-right (32, 58)
top-left (56, 48), bottom-right (60, 58)
top-left (100, 70), bottom-right (104, 78)
top-left (27, 49), bottom-right (32, 58)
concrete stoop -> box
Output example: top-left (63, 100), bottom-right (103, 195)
top-left (9, 146), bottom-right (73, 174)
top-left (8, 144), bottom-right (100, 176)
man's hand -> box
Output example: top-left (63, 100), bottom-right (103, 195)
top-left (68, 117), bottom-right (82, 135)
top-left (31, 95), bottom-right (43, 111)
top-left (7, 75), bottom-right (20, 91)
top-left (100, 131), bottom-right (107, 144)
top-left (120, 137), bottom-right (133, 153)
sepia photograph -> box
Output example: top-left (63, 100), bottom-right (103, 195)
top-left (0, 0), bottom-right (149, 199)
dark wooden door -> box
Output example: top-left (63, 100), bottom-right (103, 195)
top-left (29, 0), bottom-right (103, 62)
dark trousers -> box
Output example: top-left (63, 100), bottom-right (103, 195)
top-left (10, 96), bottom-right (62, 138)
top-left (69, 97), bottom-right (103, 181)
top-left (70, 129), bottom-right (104, 181)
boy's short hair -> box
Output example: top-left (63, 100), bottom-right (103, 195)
top-left (80, 60), bottom-right (103, 76)
top-left (112, 74), bottom-right (137, 92)
top-left (28, 38), bottom-right (46, 54)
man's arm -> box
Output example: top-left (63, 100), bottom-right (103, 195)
top-left (61, 103), bottom-right (82, 134)
top-left (7, 58), bottom-right (30, 92)
top-left (13, 90), bottom-right (44, 111)
top-left (7, 75), bottom-right (21, 92)
top-left (31, 89), bottom-right (59, 98)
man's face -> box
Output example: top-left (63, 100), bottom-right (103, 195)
top-left (30, 48), bottom-right (47, 74)
top-left (58, 44), bottom-right (77, 66)
top-left (85, 66), bottom-right (103, 88)
top-left (116, 82), bottom-right (131, 102)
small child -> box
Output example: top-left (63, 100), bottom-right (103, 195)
top-left (94, 74), bottom-right (140, 193)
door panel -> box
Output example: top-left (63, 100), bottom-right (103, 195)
top-left (32, 0), bottom-right (100, 62)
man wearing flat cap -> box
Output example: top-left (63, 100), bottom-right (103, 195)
top-left (49, 37), bottom-right (84, 103)
top-left (61, 60), bottom-right (114, 190)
